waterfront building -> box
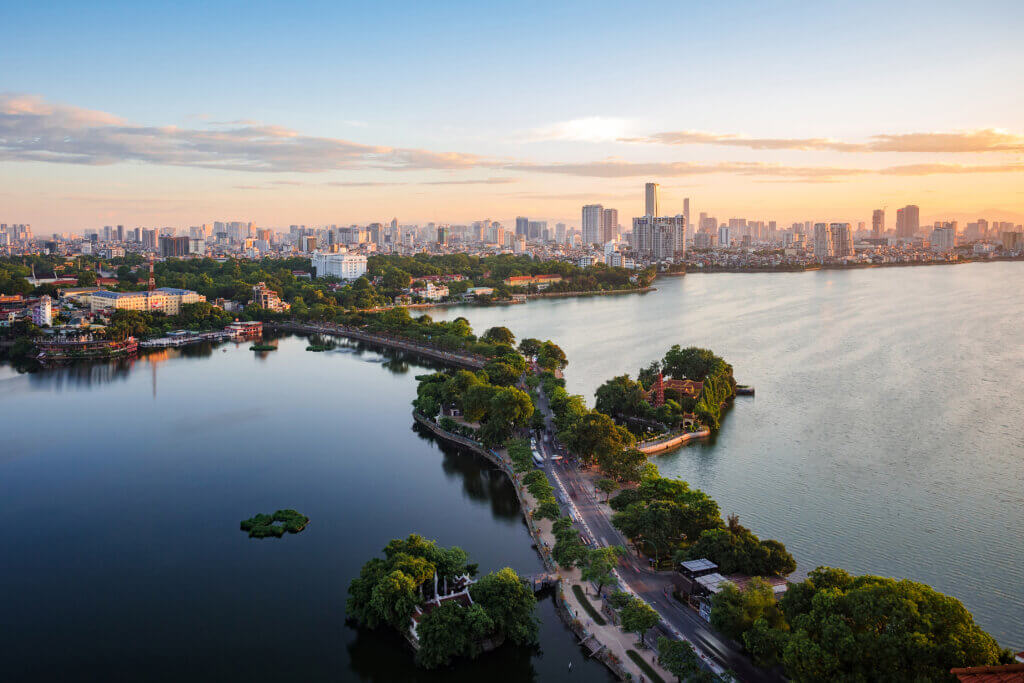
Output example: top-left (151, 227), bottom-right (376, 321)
top-left (872, 209), bottom-right (885, 238)
top-left (311, 251), bottom-right (368, 280)
top-left (645, 182), bottom-right (659, 217)
top-left (89, 287), bottom-right (204, 315)
top-left (503, 274), bottom-right (563, 289)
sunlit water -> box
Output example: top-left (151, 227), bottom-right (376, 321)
top-left (433, 262), bottom-right (1024, 648)
top-left (0, 339), bottom-right (614, 682)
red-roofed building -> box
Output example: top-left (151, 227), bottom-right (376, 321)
top-left (642, 373), bottom-right (703, 407)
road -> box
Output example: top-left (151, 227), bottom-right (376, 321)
top-left (530, 382), bottom-right (777, 683)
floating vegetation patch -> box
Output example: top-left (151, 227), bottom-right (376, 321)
top-left (240, 509), bottom-right (310, 538)
top-left (249, 343), bottom-right (277, 351)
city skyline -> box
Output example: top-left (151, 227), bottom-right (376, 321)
top-left (3, 0), bottom-right (1024, 229)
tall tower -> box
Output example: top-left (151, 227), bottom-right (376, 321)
top-left (582, 204), bottom-right (603, 245)
top-left (601, 208), bottom-right (618, 243)
top-left (872, 209), bottom-right (885, 238)
top-left (644, 182), bottom-right (660, 217)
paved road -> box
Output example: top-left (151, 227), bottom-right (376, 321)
top-left (530, 383), bottom-right (777, 683)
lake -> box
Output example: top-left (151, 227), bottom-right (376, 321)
top-left (0, 337), bottom-right (615, 682)
top-left (433, 261), bottom-right (1024, 649)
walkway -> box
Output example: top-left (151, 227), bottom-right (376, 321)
top-left (271, 321), bottom-right (487, 369)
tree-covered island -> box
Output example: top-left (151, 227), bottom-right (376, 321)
top-left (239, 509), bottom-right (309, 538)
top-left (346, 534), bottom-right (538, 669)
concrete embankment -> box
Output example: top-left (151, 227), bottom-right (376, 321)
top-left (637, 429), bottom-right (712, 454)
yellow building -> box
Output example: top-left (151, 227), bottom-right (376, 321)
top-left (89, 287), bottom-right (205, 315)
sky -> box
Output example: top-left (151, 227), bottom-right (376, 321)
top-left (2, 0), bottom-right (1024, 232)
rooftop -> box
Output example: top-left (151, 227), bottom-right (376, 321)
top-left (951, 663), bottom-right (1024, 682)
top-left (680, 559), bottom-right (718, 573)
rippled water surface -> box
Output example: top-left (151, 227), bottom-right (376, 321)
top-left (434, 262), bottom-right (1024, 648)
top-left (0, 338), bottom-right (613, 682)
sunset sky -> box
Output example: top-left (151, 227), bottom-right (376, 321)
top-left (3, 0), bottom-right (1024, 232)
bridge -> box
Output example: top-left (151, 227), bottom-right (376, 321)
top-left (521, 573), bottom-right (559, 593)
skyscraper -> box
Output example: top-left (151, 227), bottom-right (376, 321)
top-left (601, 208), bottom-right (618, 244)
top-left (633, 215), bottom-right (685, 261)
top-left (896, 205), bottom-right (920, 238)
top-left (831, 223), bottom-right (853, 257)
top-left (515, 216), bottom-right (529, 237)
top-left (682, 197), bottom-right (690, 230)
top-left (813, 223), bottom-right (834, 260)
top-left (582, 204), bottom-right (603, 245)
top-left (872, 209), bottom-right (884, 238)
top-left (644, 183), bottom-right (659, 217)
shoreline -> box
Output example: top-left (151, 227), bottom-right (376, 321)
top-left (681, 254), bottom-right (1024, 275)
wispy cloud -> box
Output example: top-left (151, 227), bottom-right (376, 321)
top-left (621, 128), bottom-right (1024, 153)
top-left (419, 177), bottom-right (516, 186)
top-left (509, 160), bottom-right (869, 179)
top-left (0, 93), bottom-right (489, 173)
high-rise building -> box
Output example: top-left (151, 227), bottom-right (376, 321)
top-left (930, 226), bottom-right (956, 251)
top-left (682, 198), bottom-right (690, 230)
top-left (633, 215), bottom-right (685, 261)
top-left (896, 205), bottom-right (920, 239)
top-left (555, 223), bottom-right (567, 243)
top-left (718, 226), bottom-right (731, 247)
top-left (528, 220), bottom-right (547, 241)
top-left (159, 236), bottom-right (190, 258)
top-left (582, 204), bottom-right (603, 245)
top-left (644, 183), bottom-right (659, 217)
top-left (872, 209), bottom-right (885, 238)
top-left (515, 216), bottom-right (529, 237)
top-left (601, 208), bottom-right (618, 244)
top-left (813, 223), bottom-right (834, 260)
top-left (831, 223), bottom-right (853, 257)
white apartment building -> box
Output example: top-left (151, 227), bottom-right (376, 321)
top-left (311, 251), bottom-right (368, 280)
top-left (33, 295), bottom-right (52, 326)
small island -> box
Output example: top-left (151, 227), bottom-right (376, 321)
top-left (240, 509), bottom-right (309, 538)
top-left (249, 342), bottom-right (277, 351)
top-left (347, 534), bottom-right (538, 669)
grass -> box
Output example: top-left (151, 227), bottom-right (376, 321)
top-left (249, 343), bottom-right (277, 351)
top-left (627, 649), bottom-right (666, 683)
top-left (571, 584), bottom-right (606, 626)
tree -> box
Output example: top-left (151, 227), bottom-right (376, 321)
top-left (369, 569), bottom-right (419, 631)
top-left (619, 597), bottom-right (660, 646)
top-left (596, 478), bottom-right (619, 502)
top-left (580, 546), bottom-right (624, 595)
top-left (657, 637), bottom-right (701, 682)
top-left (595, 374), bottom-right (645, 418)
top-left (537, 340), bottom-right (568, 370)
top-left (482, 326), bottom-right (515, 345)
top-left (597, 447), bottom-right (648, 483)
top-left (482, 359), bottom-right (519, 386)
top-left (470, 568), bottom-right (539, 646)
top-left (416, 601), bottom-right (493, 669)
top-left (76, 270), bottom-right (97, 286)
top-left (535, 499), bottom-right (560, 520)
top-left (777, 567), bottom-right (1012, 682)
top-left (709, 578), bottom-right (785, 643)
top-left (518, 338), bottom-right (542, 357)
top-left (565, 412), bottom-right (633, 464)
top-left (381, 268), bottom-right (412, 291)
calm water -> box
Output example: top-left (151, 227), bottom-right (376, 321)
top-left (434, 262), bottom-right (1024, 649)
top-left (0, 338), bottom-right (614, 682)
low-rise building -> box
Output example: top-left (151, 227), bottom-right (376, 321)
top-left (311, 251), bottom-right (368, 280)
top-left (89, 287), bottom-right (205, 315)
top-left (503, 274), bottom-right (563, 289)
top-left (252, 282), bottom-right (290, 312)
